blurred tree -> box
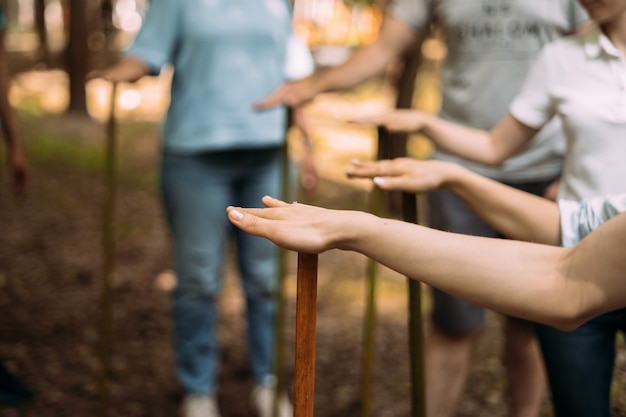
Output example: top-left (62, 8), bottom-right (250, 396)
top-left (33, 0), bottom-right (50, 66)
top-left (66, 0), bottom-right (88, 115)
top-left (100, 0), bottom-right (116, 49)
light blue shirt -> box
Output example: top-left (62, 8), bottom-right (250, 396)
top-left (559, 193), bottom-right (626, 247)
top-left (127, 0), bottom-right (292, 153)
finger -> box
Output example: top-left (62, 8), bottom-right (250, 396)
top-left (346, 160), bottom-right (401, 178)
top-left (253, 92), bottom-right (285, 110)
top-left (374, 176), bottom-right (419, 192)
top-left (346, 116), bottom-right (381, 126)
top-left (226, 206), bottom-right (265, 235)
top-left (261, 195), bottom-right (290, 208)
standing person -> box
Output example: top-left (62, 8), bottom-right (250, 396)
top-left (89, 1), bottom-right (305, 416)
top-left (0, 0), bottom-right (32, 405)
top-left (350, 1), bottom-right (626, 415)
top-left (255, 1), bottom-right (588, 416)
top-left (0, 0), bottom-right (28, 199)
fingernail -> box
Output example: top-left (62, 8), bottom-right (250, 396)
top-left (230, 209), bottom-right (243, 220)
top-left (351, 158), bottom-right (361, 166)
top-left (373, 177), bottom-right (385, 187)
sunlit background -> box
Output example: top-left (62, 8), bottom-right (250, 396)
top-left (4, 0), bottom-right (444, 185)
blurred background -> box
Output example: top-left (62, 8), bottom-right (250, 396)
top-left (2, 1), bottom-right (625, 417)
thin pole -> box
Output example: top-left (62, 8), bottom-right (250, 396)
top-left (272, 109), bottom-right (292, 417)
top-left (99, 82), bottom-right (117, 417)
top-left (360, 139), bottom-right (386, 417)
top-left (391, 46), bottom-right (426, 417)
top-left (293, 252), bottom-right (318, 417)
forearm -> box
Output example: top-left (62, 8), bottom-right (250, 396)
top-left (313, 42), bottom-right (397, 93)
top-left (88, 55), bottom-right (152, 83)
top-left (314, 15), bottom-right (419, 93)
top-left (419, 114), bottom-right (508, 165)
top-left (443, 164), bottom-right (561, 245)
top-left (341, 213), bottom-right (581, 329)
top-left (419, 113), bottom-right (537, 166)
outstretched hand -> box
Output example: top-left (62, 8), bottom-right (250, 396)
top-left (253, 77), bottom-right (320, 110)
top-left (346, 158), bottom-right (458, 194)
top-left (86, 56), bottom-right (151, 84)
top-left (227, 196), bottom-right (349, 254)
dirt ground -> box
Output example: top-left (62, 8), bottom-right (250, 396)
top-left (1, 108), bottom-right (626, 417)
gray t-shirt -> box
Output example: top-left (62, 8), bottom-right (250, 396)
top-left (559, 193), bottom-right (626, 247)
top-left (389, 0), bottom-right (588, 182)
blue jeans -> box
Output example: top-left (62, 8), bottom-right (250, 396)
top-left (536, 308), bottom-right (626, 417)
top-left (160, 148), bottom-right (282, 395)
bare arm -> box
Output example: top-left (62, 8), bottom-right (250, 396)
top-left (346, 158), bottom-right (561, 244)
top-left (254, 15), bottom-right (421, 109)
top-left (86, 55), bottom-right (151, 83)
top-left (352, 110), bottom-right (540, 166)
top-left (227, 197), bottom-right (626, 331)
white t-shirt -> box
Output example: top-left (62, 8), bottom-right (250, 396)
top-left (510, 26), bottom-right (626, 201)
top-left (389, 0), bottom-right (588, 182)
top-left (559, 193), bottom-right (626, 247)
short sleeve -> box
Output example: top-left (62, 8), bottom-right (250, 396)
top-left (126, 0), bottom-right (181, 74)
top-left (570, 0), bottom-right (590, 29)
top-left (509, 46), bottom-right (556, 129)
top-left (388, 0), bottom-right (430, 32)
top-left (559, 193), bottom-right (626, 247)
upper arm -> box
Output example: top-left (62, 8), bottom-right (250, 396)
top-left (564, 212), bottom-right (626, 320)
top-left (373, 14), bottom-right (423, 64)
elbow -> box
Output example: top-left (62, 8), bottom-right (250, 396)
top-left (482, 146), bottom-right (511, 166)
top-left (545, 298), bottom-right (599, 332)
top-left (549, 316), bottom-right (587, 332)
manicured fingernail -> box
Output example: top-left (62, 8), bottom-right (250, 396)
top-left (351, 158), bottom-right (361, 165)
top-left (230, 209), bottom-right (243, 220)
top-left (373, 177), bottom-right (385, 187)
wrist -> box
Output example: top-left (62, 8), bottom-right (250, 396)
top-left (440, 162), bottom-right (467, 191)
top-left (334, 211), bottom-right (378, 252)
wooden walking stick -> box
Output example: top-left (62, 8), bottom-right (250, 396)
top-left (391, 46), bottom-right (426, 417)
top-left (99, 82), bottom-right (117, 417)
top-left (294, 252), bottom-right (318, 417)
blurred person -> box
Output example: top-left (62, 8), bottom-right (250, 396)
top-left (255, 1), bottom-right (589, 416)
top-left (226, 193), bottom-right (626, 335)
top-left (88, 1), bottom-right (314, 416)
top-left (348, 1), bottom-right (626, 415)
top-left (0, 0), bottom-right (28, 199)
top-left (0, 0), bottom-right (33, 406)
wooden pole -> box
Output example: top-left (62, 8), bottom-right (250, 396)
top-left (293, 252), bottom-right (318, 417)
top-left (391, 46), bottom-right (426, 417)
top-left (99, 83), bottom-right (117, 417)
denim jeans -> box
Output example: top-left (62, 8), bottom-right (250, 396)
top-left (536, 308), bottom-right (626, 417)
top-left (160, 147), bottom-right (282, 395)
